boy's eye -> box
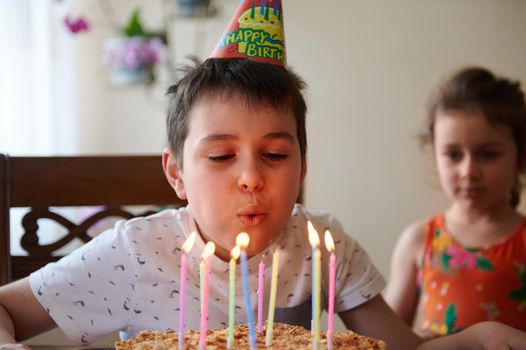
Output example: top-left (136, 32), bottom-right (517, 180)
top-left (208, 154), bottom-right (234, 162)
top-left (264, 153), bottom-right (288, 160)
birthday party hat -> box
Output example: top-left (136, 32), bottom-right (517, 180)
top-left (210, 0), bottom-right (286, 66)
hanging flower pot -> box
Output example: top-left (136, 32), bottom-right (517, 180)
top-left (103, 36), bottom-right (164, 85)
top-left (175, 0), bottom-right (215, 17)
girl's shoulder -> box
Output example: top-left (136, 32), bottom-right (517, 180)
top-left (395, 214), bottom-right (440, 263)
top-left (400, 215), bottom-right (438, 246)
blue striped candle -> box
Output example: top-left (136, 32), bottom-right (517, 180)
top-left (237, 232), bottom-right (257, 350)
top-left (240, 250), bottom-right (257, 350)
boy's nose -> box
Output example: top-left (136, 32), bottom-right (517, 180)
top-left (238, 162), bottom-right (264, 192)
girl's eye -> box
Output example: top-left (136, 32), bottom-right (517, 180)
top-left (208, 154), bottom-right (234, 162)
top-left (264, 153), bottom-right (288, 160)
top-left (479, 150), bottom-right (499, 160)
top-left (445, 150), bottom-right (462, 161)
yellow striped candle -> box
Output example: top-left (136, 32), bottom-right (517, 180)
top-left (307, 221), bottom-right (321, 350)
top-left (227, 245), bottom-right (240, 349)
top-left (265, 249), bottom-right (280, 346)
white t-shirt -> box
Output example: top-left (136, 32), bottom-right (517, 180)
top-left (29, 204), bottom-right (385, 344)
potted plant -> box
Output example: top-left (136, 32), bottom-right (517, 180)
top-left (103, 9), bottom-right (167, 85)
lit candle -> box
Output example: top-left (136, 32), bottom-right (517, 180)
top-left (308, 221), bottom-right (321, 350)
top-left (179, 232), bottom-right (196, 350)
top-left (325, 230), bottom-right (336, 350)
top-left (199, 241), bottom-right (215, 350)
top-left (257, 260), bottom-right (265, 333)
top-left (265, 249), bottom-right (280, 346)
top-left (236, 232), bottom-right (257, 350)
top-left (228, 245), bottom-right (240, 349)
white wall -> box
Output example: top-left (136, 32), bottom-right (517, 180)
top-left (284, 0), bottom-right (526, 279)
top-left (74, 0), bottom-right (526, 281)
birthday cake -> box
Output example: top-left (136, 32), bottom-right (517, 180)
top-left (114, 322), bottom-right (386, 349)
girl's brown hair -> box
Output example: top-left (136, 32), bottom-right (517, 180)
top-left (422, 67), bottom-right (526, 207)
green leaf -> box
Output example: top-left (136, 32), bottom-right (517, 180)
top-left (444, 304), bottom-right (457, 333)
top-left (124, 8), bottom-right (146, 37)
top-left (509, 288), bottom-right (526, 302)
top-left (440, 253), bottom-right (451, 271)
top-left (145, 30), bottom-right (168, 44)
top-left (122, 8), bottom-right (168, 44)
top-left (476, 256), bottom-right (494, 271)
top-left (517, 268), bottom-right (526, 284)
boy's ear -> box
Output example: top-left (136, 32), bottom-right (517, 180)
top-left (162, 147), bottom-right (187, 200)
top-left (300, 159), bottom-right (307, 185)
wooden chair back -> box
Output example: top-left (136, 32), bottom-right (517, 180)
top-left (0, 154), bottom-right (185, 285)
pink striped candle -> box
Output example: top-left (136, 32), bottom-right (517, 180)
top-left (199, 241), bottom-right (215, 350)
top-left (257, 260), bottom-right (265, 333)
top-left (179, 232), bottom-right (196, 350)
top-left (325, 230), bottom-right (336, 350)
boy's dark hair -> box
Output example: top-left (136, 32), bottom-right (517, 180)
top-left (166, 58), bottom-right (307, 170)
top-left (422, 66), bottom-right (526, 207)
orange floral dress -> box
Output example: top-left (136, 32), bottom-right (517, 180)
top-left (414, 214), bottom-right (526, 335)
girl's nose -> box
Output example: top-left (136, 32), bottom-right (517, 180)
top-left (238, 161), bottom-right (264, 192)
top-left (461, 156), bottom-right (481, 179)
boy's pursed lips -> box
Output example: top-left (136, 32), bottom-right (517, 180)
top-left (237, 205), bottom-right (267, 226)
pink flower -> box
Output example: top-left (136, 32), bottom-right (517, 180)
top-left (64, 14), bottom-right (90, 34)
top-left (104, 37), bottom-right (164, 70)
top-left (445, 246), bottom-right (478, 269)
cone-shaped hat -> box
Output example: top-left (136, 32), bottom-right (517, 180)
top-left (210, 0), bottom-right (286, 66)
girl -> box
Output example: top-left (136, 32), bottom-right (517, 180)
top-left (386, 66), bottom-right (526, 339)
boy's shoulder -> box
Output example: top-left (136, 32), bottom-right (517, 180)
top-left (124, 206), bottom-right (189, 224)
top-left (119, 206), bottom-right (191, 239)
top-left (290, 204), bottom-right (349, 239)
top-left (291, 204), bottom-right (340, 226)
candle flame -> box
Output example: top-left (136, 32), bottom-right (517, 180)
top-left (307, 221), bottom-right (320, 247)
top-left (236, 232), bottom-right (250, 248)
top-left (202, 241), bottom-right (215, 260)
top-left (231, 245), bottom-right (240, 260)
top-left (182, 231), bottom-right (197, 254)
top-left (324, 230), bottom-right (335, 252)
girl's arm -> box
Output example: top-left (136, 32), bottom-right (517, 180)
top-left (0, 277), bottom-right (56, 343)
top-left (339, 295), bottom-right (526, 350)
top-left (339, 294), bottom-right (422, 349)
top-left (416, 321), bottom-right (526, 349)
top-left (384, 220), bottom-right (427, 326)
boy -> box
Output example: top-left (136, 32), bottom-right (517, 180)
top-left (1, 1), bottom-right (526, 349)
